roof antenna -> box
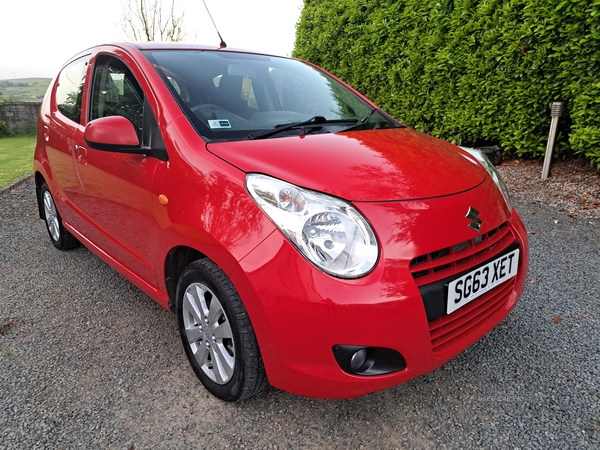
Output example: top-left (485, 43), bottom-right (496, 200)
top-left (201, 0), bottom-right (227, 48)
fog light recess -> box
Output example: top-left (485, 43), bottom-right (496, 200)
top-left (333, 345), bottom-right (406, 376)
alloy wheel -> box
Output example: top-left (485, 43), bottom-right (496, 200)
top-left (182, 282), bottom-right (235, 384)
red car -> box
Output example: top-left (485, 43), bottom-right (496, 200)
top-left (34, 43), bottom-right (528, 402)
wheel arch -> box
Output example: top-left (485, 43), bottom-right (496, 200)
top-left (164, 245), bottom-right (205, 312)
top-left (163, 241), bottom-right (278, 390)
top-left (34, 172), bottom-right (47, 219)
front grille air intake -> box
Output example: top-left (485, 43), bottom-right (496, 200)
top-left (409, 223), bottom-right (512, 286)
top-left (409, 222), bottom-right (520, 357)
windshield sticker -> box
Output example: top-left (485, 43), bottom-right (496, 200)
top-left (209, 119), bottom-right (232, 129)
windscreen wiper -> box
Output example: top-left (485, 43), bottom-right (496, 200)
top-left (245, 116), bottom-right (358, 140)
top-left (340, 108), bottom-right (380, 132)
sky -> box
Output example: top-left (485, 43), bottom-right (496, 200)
top-left (0, 0), bottom-right (305, 80)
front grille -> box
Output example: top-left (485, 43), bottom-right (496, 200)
top-left (410, 222), bottom-right (519, 356)
top-left (428, 277), bottom-right (515, 355)
top-left (410, 223), bottom-right (512, 286)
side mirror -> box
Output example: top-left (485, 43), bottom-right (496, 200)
top-left (84, 116), bottom-right (168, 161)
top-left (84, 116), bottom-right (140, 149)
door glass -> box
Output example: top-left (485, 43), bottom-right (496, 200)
top-left (90, 56), bottom-right (144, 139)
top-left (55, 56), bottom-right (90, 123)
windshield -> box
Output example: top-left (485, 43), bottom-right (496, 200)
top-left (143, 50), bottom-right (400, 142)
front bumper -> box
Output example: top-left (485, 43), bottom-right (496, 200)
top-left (231, 177), bottom-right (529, 399)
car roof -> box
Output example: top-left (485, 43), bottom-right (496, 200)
top-left (103, 42), bottom-right (275, 56)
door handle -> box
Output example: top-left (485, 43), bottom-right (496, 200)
top-left (74, 145), bottom-right (88, 165)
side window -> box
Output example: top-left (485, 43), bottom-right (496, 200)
top-left (90, 55), bottom-right (166, 153)
top-left (55, 56), bottom-right (90, 123)
top-left (90, 56), bottom-right (144, 138)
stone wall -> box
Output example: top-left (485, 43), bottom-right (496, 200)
top-left (0, 102), bottom-right (41, 134)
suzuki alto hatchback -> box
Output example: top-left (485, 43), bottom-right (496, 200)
top-left (34, 43), bottom-right (528, 401)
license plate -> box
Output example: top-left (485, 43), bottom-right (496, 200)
top-left (447, 249), bottom-right (519, 314)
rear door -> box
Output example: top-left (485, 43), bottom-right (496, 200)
top-left (43, 55), bottom-right (90, 226)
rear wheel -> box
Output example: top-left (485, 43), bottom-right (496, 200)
top-left (176, 259), bottom-right (268, 402)
top-left (40, 183), bottom-right (78, 250)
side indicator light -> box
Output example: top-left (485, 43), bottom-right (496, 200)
top-left (158, 194), bottom-right (169, 206)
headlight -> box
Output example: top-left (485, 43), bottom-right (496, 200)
top-left (246, 174), bottom-right (379, 278)
top-left (461, 147), bottom-right (511, 210)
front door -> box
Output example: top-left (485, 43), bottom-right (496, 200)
top-left (71, 55), bottom-right (166, 287)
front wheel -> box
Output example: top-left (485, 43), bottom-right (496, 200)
top-left (176, 259), bottom-right (268, 401)
top-left (40, 182), bottom-right (78, 250)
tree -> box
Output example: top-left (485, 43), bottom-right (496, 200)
top-left (122, 0), bottom-right (186, 42)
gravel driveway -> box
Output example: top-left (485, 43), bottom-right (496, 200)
top-left (1, 179), bottom-right (599, 449)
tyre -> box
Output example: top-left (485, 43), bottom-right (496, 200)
top-left (40, 182), bottom-right (79, 250)
top-left (176, 259), bottom-right (268, 402)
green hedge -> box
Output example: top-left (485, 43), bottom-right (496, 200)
top-left (294, 0), bottom-right (600, 167)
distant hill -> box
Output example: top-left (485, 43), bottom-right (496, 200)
top-left (0, 78), bottom-right (52, 102)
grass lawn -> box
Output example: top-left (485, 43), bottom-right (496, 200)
top-left (0, 135), bottom-right (37, 188)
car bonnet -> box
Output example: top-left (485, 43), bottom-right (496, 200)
top-left (206, 127), bottom-right (487, 202)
